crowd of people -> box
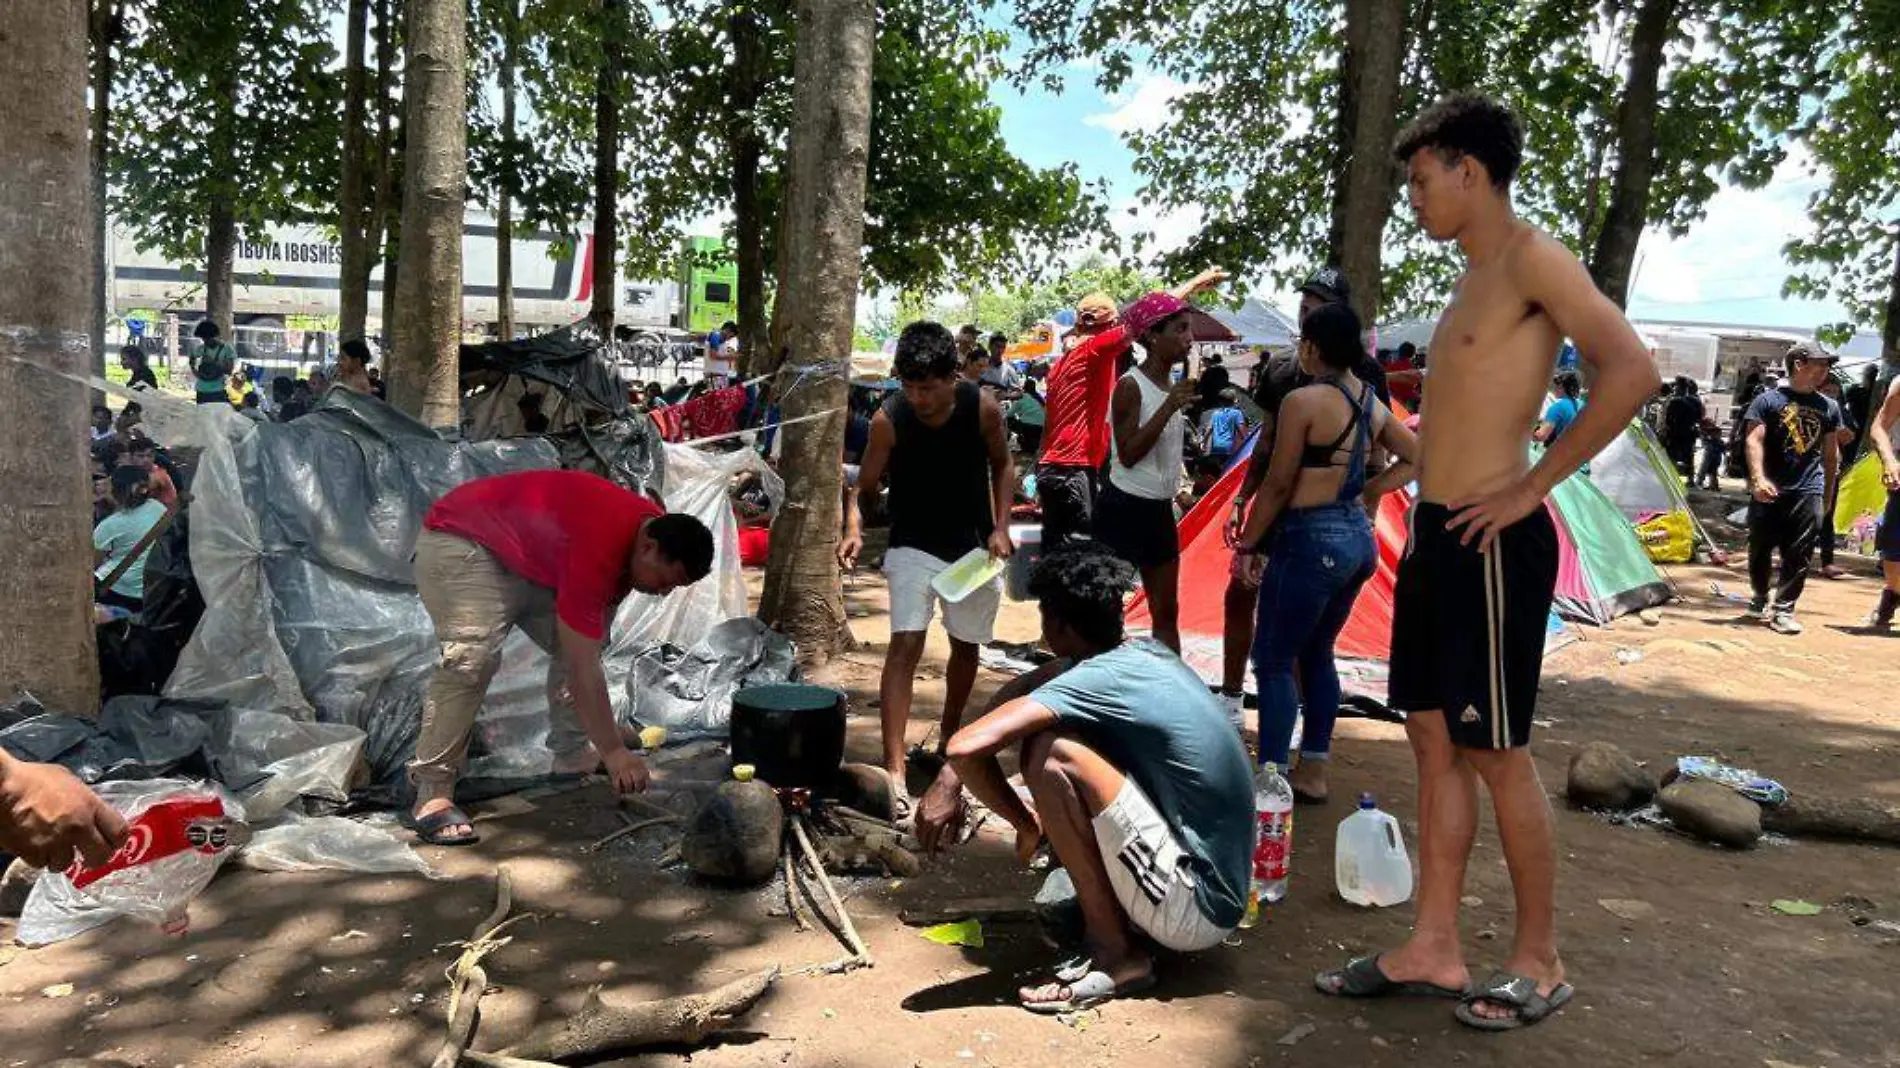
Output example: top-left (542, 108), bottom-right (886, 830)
top-left (840, 92), bottom-right (1664, 1028)
top-left (14, 89), bottom-right (1899, 1045)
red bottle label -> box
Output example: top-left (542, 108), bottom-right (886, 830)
top-left (1252, 808), bottom-right (1292, 882)
top-left (65, 797), bottom-right (232, 889)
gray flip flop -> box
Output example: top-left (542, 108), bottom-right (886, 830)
top-left (406, 804), bottom-right (480, 847)
top-left (1315, 954), bottom-right (1469, 999)
top-left (1454, 971), bottom-right (1574, 1031)
top-left (1052, 955), bottom-right (1092, 984)
top-left (1022, 969), bottom-right (1156, 1014)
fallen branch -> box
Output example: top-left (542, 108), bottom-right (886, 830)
top-left (815, 831), bottom-right (921, 878)
top-left (782, 847), bottom-right (811, 932)
top-left (830, 805), bottom-right (898, 831)
top-left (790, 815), bottom-right (872, 973)
top-left (460, 1054), bottom-right (561, 1068)
top-left (619, 794), bottom-right (689, 823)
top-left (582, 814), bottom-right (678, 854)
top-left (431, 869), bottom-right (516, 1068)
top-left (899, 897), bottom-right (1041, 927)
top-left (496, 966), bottom-right (780, 1062)
top-left (1761, 794), bottom-right (1900, 846)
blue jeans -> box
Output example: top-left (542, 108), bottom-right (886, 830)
top-left (1250, 502), bottom-right (1376, 769)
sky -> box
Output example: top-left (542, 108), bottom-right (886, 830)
top-left (991, 64), bottom-right (1857, 333)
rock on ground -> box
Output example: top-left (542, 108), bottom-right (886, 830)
top-left (681, 779), bottom-right (784, 885)
top-left (1566, 741), bottom-right (1657, 810)
top-left (831, 762), bottom-right (897, 822)
top-left (0, 859), bottom-right (38, 918)
top-left (1658, 779), bottom-right (1762, 848)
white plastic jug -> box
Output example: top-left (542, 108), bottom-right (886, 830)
top-left (1335, 793), bottom-right (1413, 907)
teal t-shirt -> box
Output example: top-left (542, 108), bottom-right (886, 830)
top-left (195, 341), bottom-right (236, 395)
top-left (1030, 639), bottom-right (1254, 928)
top-left (93, 498), bottom-right (167, 599)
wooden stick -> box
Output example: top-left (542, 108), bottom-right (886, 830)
top-left (497, 966), bottom-right (779, 1062)
top-left (830, 805), bottom-right (898, 831)
top-left (461, 1052), bottom-right (563, 1068)
top-left (581, 814), bottom-right (677, 854)
top-left (619, 794), bottom-right (687, 823)
top-left (782, 846), bottom-right (811, 932)
top-left (473, 868), bottom-right (514, 941)
top-left (432, 869), bottom-right (514, 1068)
top-left (790, 816), bottom-right (871, 969)
top-left (431, 963), bottom-right (487, 1068)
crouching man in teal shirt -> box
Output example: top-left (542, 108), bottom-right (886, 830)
top-left (914, 544), bottom-right (1254, 1013)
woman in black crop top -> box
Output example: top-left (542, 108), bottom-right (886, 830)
top-left (1232, 304), bottom-right (1419, 800)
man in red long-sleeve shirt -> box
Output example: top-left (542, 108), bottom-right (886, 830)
top-left (1035, 268), bottom-right (1228, 550)
top-left (409, 469), bottom-right (714, 845)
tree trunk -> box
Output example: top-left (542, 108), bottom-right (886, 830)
top-left (205, 198), bottom-right (237, 340)
top-left (729, 4), bottom-right (768, 375)
top-left (368, 0), bottom-right (397, 342)
top-left (390, 0), bottom-right (466, 428)
top-left (88, 0), bottom-right (122, 383)
top-left (1588, 0), bottom-right (1674, 307)
top-left (338, 0), bottom-right (373, 343)
top-left (589, 0), bottom-right (624, 336)
top-left (380, 144), bottom-right (404, 343)
top-left (0, 0), bottom-right (101, 714)
top-left (1882, 226), bottom-right (1900, 375)
top-left (763, 192), bottom-right (795, 374)
top-left (495, 0), bottom-right (518, 341)
top-left (755, 0), bottom-right (877, 664)
top-left (1326, 0), bottom-right (1408, 325)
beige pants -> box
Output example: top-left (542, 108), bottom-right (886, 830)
top-left (409, 528), bottom-right (575, 797)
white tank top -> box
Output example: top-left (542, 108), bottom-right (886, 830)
top-left (1109, 368), bottom-right (1185, 500)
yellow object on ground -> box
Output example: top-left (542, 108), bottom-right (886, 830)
top-left (1634, 510), bottom-right (1694, 564)
top-left (919, 919), bottom-right (985, 948)
top-left (639, 725), bottom-right (668, 750)
top-left (732, 763), bottom-right (756, 782)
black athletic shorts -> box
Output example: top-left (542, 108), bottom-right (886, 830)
top-left (1037, 462), bottom-right (1098, 551)
top-left (1094, 480), bottom-right (1180, 571)
top-left (1879, 489), bottom-right (1900, 564)
top-left (1388, 501), bottom-right (1559, 750)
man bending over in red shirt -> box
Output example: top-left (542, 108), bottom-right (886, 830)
top-left (409, 469), bottom-right (714, 845)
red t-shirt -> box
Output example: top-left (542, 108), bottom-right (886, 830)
top-left (424, 470), bottom-right (663, 641)
top-left (1038, 325), bottom-right (1129, 467)
top-left (1383, 357), bottom-right (1421, 409)
top-left (146, 465), bottom-right (178, 510)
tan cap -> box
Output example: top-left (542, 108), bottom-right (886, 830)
top-left (1074, 292), bottom-right (1118, 331)
top-left (1785, 340), bottom-right (1837, 366)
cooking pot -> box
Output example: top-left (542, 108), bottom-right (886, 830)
top-left (729, 683), bottom-right (847, 790)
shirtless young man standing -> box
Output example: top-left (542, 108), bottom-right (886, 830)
top-left (1314, 94), bottom-right (1659, 1031)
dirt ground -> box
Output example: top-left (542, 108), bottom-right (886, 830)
top-left (4, 491), bottom-right (1900, 1067)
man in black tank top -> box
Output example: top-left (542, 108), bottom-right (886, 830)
top-left (841, 322), bottom-right (1016, 800)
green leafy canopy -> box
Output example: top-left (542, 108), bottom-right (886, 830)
top-left (112, 0), bottom-right (341, 263)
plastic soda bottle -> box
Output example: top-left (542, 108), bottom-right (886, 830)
top-left (1238, 763), bottom-right (1294, 927)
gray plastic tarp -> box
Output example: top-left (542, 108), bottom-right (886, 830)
top-left (167, 392), bottom-right (781, 802)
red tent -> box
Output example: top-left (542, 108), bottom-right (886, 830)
top-left (1126, 433), bottom-right (1411, 663)
top-left (1126, 423), bottom-right (1577, 697)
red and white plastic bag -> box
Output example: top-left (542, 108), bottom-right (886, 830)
top-left (18, 779), bottom-right (247, 946)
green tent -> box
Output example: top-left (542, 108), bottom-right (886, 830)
top-left (1547, 468), bottom-right (1674, 624)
